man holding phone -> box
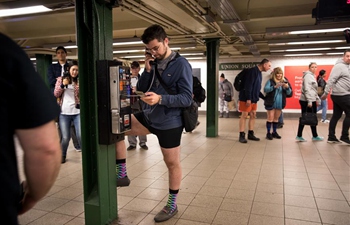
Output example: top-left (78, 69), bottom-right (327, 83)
top-left (115, 24), bottom-right (193, 222)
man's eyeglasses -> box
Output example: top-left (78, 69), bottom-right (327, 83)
top-left (145, 43), bottom-right (162, 53)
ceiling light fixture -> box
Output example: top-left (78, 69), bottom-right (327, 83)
top-left (285, 48), bottom-right (331, 52)
top-left (0, 5), bottom-right (51, 17)
top-left (269, 40), bottom-right (344, 46)
top-left (289, 28), bottom-right (350, 34)
top-left (284, 53), bottom-right (323, 57)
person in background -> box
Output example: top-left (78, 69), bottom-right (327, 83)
top-left (296, 62), bottom-right (323, 142)
top-left (219, 73), bottom-right (234, 118)
top-left (0, 33), bottom-right (61, 225)
top-left (238, 59), bottom-right (272, 143)
top-left (54, 60), bottom-right (82, 163)
top-left (47, 46), bottom-right (81, 151)
top-left (263, 67), bottom-right (292, 140)
top-left (115, 24), bottom-right (192, 222)
top-left (321, 50), bottom-right (350, 145)
top-left (127, 61), bottom-right (148, 151)
top-left (316, 69), bottom-right (329, 123)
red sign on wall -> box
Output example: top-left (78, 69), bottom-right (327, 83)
top-left (284, 65), bottom-right (334, 110)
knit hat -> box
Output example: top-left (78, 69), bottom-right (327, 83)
top-left (220, 73), bottom-right (225, 78)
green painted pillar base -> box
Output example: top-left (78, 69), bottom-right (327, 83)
top-left (205, 38), bottom-right (220, 137)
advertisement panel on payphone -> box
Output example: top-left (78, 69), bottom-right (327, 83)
top-left (110, 66), bottom-right (132, 134)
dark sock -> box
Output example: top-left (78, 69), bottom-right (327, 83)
top-left (266, 121), bottom-right (272, 133)
top-left (166, 189), bottom-right (179, 211)
top-left (272, 122), bottom-right (278, 133)
top-left (116, 159), bottom-right (127, 179)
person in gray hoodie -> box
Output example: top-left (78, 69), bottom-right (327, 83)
top-left (296, 62), bottom-right (324, 142)
top-left (321, 50), bottom-right (350, 145)
top-left (219, 73), bottom-right (234, 118)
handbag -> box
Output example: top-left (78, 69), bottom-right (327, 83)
top-left (154, 66), bottom-right (198, 132)
top-left (224, 94), bottom-right (232, 102)
top-left (299, 105), bottom-right (318, 126)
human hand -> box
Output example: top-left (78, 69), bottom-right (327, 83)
top-left (142, 92), bottom-right (161, 105)
top-left (246, 100), bottom-right (251, 107)
top-left (18, 181), bottom-right (36, 215)
top-left (62, 78), bottom-right (69, 86)
top-left (307, 103), bottom-right (312, 108)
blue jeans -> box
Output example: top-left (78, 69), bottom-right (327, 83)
top-left (317, 99), bottom-right (328, 120)
top-left (59, 114), bottom-right (81, 157)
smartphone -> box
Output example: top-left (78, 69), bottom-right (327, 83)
top-left (135, 91), bottom-right (145, 97)
top-left (145, 48), bottom-right (156, 65)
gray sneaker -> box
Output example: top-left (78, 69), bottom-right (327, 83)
top-left (154, 205), bottom-right (178, 222)
top-left (116, 176), bottom-right (130, 187)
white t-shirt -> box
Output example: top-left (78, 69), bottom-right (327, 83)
top-left (61, 84), bottom-right (80, 115)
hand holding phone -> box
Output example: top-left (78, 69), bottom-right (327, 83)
top-left (135, 91), bottom-right (145, 97)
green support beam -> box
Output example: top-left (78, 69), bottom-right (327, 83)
top-left (35, 54), bottom-right (52, 88)
top-left (205, 38), bottom-right (220, 137)
top-left (75, 1), bottom-right (117, 224)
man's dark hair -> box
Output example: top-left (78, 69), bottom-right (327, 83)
top-left (141, 24), bottom-right (167, 44)
top-left (56, 46), bottom-right (67, 54)
top-left (259, 58), bottom-right (270, 65)
top-left (319, 69), bottom-right (326, 76)
top-left (344, 49), bottom-right (350, 55)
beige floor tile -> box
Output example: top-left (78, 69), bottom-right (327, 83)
top-left (212, 210), bottom-right (250, 225)
top-left (197, 185), bottom-right (228, 197)
top-left (219, 198), bottom-right (252, 214)
top-left (190, 195), bottom-right (223, 209)
top-left (123, 198), bottom-right (159, 213)
top-left (248, 214), bottom-right (284, 225)
top-left (64, 217), bottom-right (85, 225)
top-left (50, 187), bottom-right (83, 200)
top-left (117, 185), bottom-right (145, 197)
top-left (285, 205), bottom-right (321, 222)
top-left (18, 209), bottom-right (48, 225)
top-left (225, 188), bottom-right (255, 201)
top-left (285, 195), bottom-right (317, 208)
top-left (319, 210), bottom-right (350, 225)
top-left (115, 208), bottom-right (148, 225)
top-left (188, 169), bottom-right (214, 178)
top-left (315, 198), bottom-right (350, 213)
top-left (176, 192), bottom-right (196, 205)
top-left (312, 188), bottom-right (347, 201)
top-left (285, 219), bottom-right (321, 225)
top-left (149, 179), bottom-right (169, 190)
top-left (309, 180), bottom-right (340, 190)
top-left (284, 185), bottom-right (313, 197)
top-left (33, 197), bottom-right (69, 212)
top-left (284, 171), bottom-right (308, 179)
top-left (256, 182), bottom-right (284, 194)
top-left (53, 201), bottom-right (85, 216)
top-left (230, 180), bottom-right (257, 191)
top-left (180, 205), bottom-right (217, 223)
top-left (182, 175), bottom-right (209, 186)
top-left (204, 177), bottom-right (232, 188)
top-left (26, 212), bottom-right (74, 225)
top-left (138, 187), bottom-right (168, 201)
top-left (254, 191), bottom-right (284, 204)
top-left (251, 202), bottom-right (284, 217)
top-left (284, 178), bottom-right (311, 188)
top-left (176, 219), bottom-right (210, 225)
top-left (117, 195), bottom-right (134, 209)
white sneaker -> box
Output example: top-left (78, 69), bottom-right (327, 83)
top-left (321, 119), bottom-right (330, 123)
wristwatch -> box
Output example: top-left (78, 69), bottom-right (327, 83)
top-left (159, 95), bottom-right (162, 105)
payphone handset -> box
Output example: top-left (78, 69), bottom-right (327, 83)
top-left (109, 65), bottom-right (132, 134)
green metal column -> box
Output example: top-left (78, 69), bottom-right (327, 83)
top-left (35, 54), bottom-right (52, 88)
top-left (205, 38), bottom-right (220, 137)
top-left (75, 1), bottom-right (116, 225)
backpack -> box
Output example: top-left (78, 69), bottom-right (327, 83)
top-left (193, 76), bottom-right (206, 103)
top-left (234, 68), bottom-right (248, 91)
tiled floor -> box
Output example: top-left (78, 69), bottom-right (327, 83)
top-left (18, 115), bottom-right (349, 225)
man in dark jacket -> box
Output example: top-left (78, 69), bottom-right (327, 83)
top-left (238, 58), bottom-right (271, 143)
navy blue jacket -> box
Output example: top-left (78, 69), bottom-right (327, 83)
top-left (239, 66), bottom-right (262, 103)
top-left (47, 62), bottom-right (69, 93)
top-left (137, 54), bottom-right (192, 130)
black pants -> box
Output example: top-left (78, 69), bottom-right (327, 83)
top-left (297, 100), bottom-right (318, 137)
top-left (329, 94), bottom-right (350, 139)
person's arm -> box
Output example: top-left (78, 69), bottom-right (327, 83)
top-left (54, 77), bottom-right (64, 98)
top-left (16, 120), bottom-right (61, 214)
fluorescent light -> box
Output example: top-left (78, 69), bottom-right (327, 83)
top-left (290, 28), bottom-right (350, 34)
top-left (335, 46), bottom-right (350, 50)
top-left (30, 58), bottom-right (36, 61)
top-left (0, 5), bottom-right (51, 17)
top-left (179, 53), bottom-right (204, 56)
top-left (113, 41), bottom-right (142, 46)
top-left (284, 53), bottom-right (323, 57)
top-left (113, 50), bottom-right (141, 54)
top-left (326, 52), bottom-right (344, 55)
top-left (118, 55), bottom-right (145, 58)
top-left (269, 40), bottom-right (344, 46)
top-left (286, 48), bottom-right (331, 52)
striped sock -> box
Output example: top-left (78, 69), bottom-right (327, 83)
top-left (116, 159), bottom-right (127, 179)
top-left (166, 189), bottom-right (179, 211)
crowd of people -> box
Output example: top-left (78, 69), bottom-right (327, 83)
top-left (2, 23), bottom-right (349, 224)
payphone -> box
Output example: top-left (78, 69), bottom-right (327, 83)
top-left (96, 60), bottom-right (132, 145)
